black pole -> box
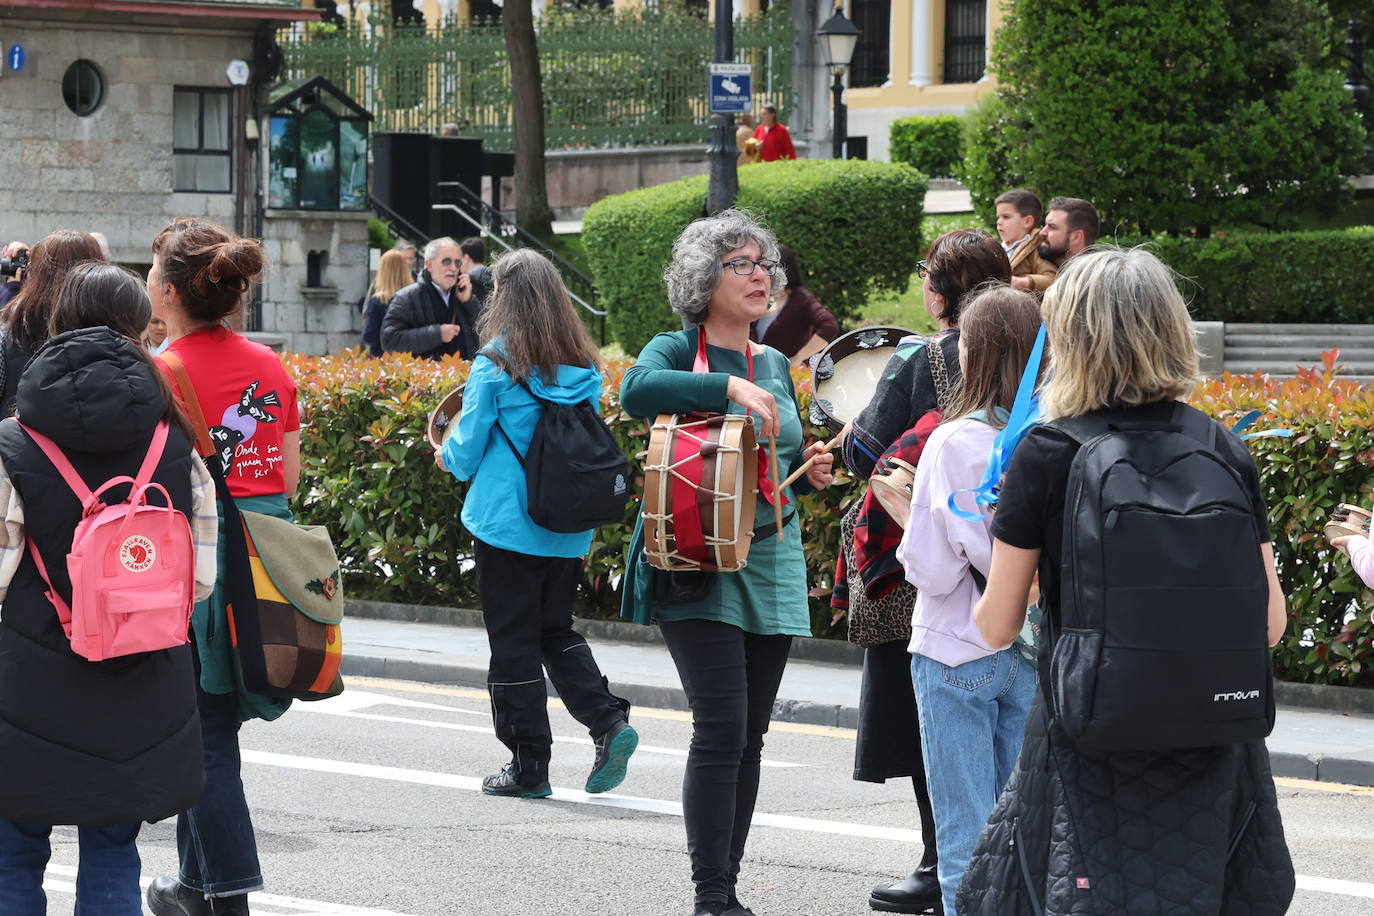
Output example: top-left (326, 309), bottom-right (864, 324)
top-left (1347, 18), bottom-right (1372, 171)
top-left (707, 0), bottom-right (737, 215)
top-left (831, 68), bottom-right (846, 159)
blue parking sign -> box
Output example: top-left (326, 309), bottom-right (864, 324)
top-left (709, 63), bottom-right (752, 114)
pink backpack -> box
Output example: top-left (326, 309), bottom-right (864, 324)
top-left (17, 420), bottom-right (195, 662)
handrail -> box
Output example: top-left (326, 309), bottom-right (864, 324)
top-left (435, 180), bottom-right (598, 307)
top-left (369, 195), bottom-right (433, 249)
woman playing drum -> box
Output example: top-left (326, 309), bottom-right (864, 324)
top-left (842, 229), bottom-right (1011, 916)
top-left (619, 209), bottom-right (834, 916)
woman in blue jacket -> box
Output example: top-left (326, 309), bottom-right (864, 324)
top-left (439, 248), bottom-right (637, 798)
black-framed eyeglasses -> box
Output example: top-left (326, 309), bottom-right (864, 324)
top-left (916, 259), bottom-right (930, 279)
top-left (720, 257), bottom-right (778, 277)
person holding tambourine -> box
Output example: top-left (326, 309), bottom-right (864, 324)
top-left (840, 229), bottom-right (1011, 916)
top-left (619, 209), bottom-right (834, 916)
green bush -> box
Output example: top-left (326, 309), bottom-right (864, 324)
top-left (1147, 228), bottom-right (1374, 323)
top-left (584, 159), bottom-right (929, 355)
top-left (889, 115), bottom-right (963, 179)
top-left (965, 0), bottom-right (1365, 236)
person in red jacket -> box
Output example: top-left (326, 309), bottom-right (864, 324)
top-left (751, 103), bottom-right (796, 161)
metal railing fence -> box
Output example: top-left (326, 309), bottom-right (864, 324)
top-left (278, 5), bottom-right (793, 149)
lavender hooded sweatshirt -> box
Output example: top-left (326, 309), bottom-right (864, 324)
top-left (896, 416), bottom-right (998, 667)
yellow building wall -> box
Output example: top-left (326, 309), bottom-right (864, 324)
top-left (847, 0), bottom-right (1002, 112)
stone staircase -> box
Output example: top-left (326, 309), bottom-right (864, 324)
top-left (1223, 323), bottom-right (1374, 382)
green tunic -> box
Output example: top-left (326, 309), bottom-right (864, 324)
top-left (619, 329), bottom-right (814, 637)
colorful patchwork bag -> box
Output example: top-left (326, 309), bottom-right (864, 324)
top-left (161, 351), bottom-right (344, 701)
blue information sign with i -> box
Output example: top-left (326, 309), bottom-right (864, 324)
top-left (8, 45), bottom-right (24, 72)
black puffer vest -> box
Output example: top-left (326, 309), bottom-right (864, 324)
top-left (0, 327), bottom-right (203, 825)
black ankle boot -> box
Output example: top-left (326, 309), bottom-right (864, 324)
top-left (868, 863), bottom-right (942, 914)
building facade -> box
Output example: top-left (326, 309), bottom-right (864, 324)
top-left (0, 0), bottom-right (374, 355)
top-left (843, 0), bottom-right (1001, 162)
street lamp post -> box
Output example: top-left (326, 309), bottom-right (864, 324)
top-left (706, 0), bottom-right (737, 215)
top-left (817, 5), bottom-right (860, 160)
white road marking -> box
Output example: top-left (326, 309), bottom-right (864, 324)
top-left (42, 864), bottom-right (417, 915)
top-left (241, 750), bottom-right (1374, 901)
top-left (288, 691), bottom-right (801, 768)
top-left (1295, 874), bottom-right (1374, 900)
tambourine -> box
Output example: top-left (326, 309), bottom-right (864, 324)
top-left (1325, 503), bottom-right (1372, 543)
top-left (868, 458), bottom-right (918, 529)
top-left (426, 386), bottom-right (465, 449)
top-left (809, 326), bottom-right (915, 436)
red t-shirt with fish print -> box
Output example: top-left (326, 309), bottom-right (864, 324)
top-left (158, 327), bottom-right (301, 498)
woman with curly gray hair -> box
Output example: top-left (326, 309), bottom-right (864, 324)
top-left (619, 209), bottom-right (836, 916)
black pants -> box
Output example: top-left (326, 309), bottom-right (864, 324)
top-left (659, 618), bottom-right (793, 911)
top-left (474, 539), bottom-right (629, 786)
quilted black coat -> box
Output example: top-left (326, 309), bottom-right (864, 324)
top-left (0, 328), bottom-right (204, 825)
top-left (957, 696), bottom-right (1295, 915)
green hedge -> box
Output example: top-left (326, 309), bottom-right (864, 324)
top-left (287, 349), bottom-right (1374, 686)
top-left (1145, 228), bottom-right (1374, 323)
top-left (889, 115), bottom-right (963, 179)
top-left (584, 159), bottom-right (928, 355)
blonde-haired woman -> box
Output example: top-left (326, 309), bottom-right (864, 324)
top-left (362, 248), bottom-right (413, 357)
top-left (959, 246), bottom-right (1293, 915)
top-left (438, 248), bottom-right (638, 799)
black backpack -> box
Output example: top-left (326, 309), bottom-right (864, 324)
top-left (486, 353), bottom-right (630, 534)
top-left (1045, 402), bottom-right (1275, 753)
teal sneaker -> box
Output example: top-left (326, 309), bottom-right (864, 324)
top-left (585, 721), bottom-right (638, 794)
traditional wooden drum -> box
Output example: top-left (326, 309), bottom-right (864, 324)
top-left (426, 386), bottom-right (466, 450)
top-left (868, 458), bottom-right (919, 529)
top-left (1325, 503), bottom-right (1372, 542)
top-left (809, 326), bottom-right (916, 436)
top-left (642, 413), bottom-right (759, 572)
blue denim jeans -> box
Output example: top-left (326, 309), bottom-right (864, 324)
top-left (176, 686), bottom-right (263, 897)
top-left (0, 819), bottom-right (142, 915)
top-left (913, 647), bottom-right (1036, 916)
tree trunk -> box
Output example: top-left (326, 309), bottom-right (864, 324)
top-left (503, 0), bottom-right (554, 237)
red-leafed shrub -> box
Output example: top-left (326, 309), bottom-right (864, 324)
top-left (283, 348), bottom-right (1374, 683)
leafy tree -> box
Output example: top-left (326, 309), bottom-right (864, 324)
top-left (963, 0), bottom-right (1367, 235)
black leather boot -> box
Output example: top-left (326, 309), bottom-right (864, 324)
top-left (869, 773), bottom-right (942, 913)
top-left (146, 876), bottom-right (250, 916)
top-left (147, 877), bottom-right (210, 916)
top-left (868, 864), bottom-right (942, 914)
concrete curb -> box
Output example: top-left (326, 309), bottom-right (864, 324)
top-left (341, 599), bottom-right (1374, 784)
top-left (338, 652), bottom-right (859, 729)
top-left (344, 598), bottom-right (866, 666)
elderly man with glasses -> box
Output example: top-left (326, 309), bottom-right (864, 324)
top-left (381, 235), bottom-right (484, 360)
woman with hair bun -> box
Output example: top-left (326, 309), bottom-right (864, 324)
top-left (0, 229), bottom-right (106, 416)
top-left (143, 218), bottom-right (300, 916)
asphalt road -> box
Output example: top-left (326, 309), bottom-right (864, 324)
top-left (38, 676), bottom-right (1374, 916)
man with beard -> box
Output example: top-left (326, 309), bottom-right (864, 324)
top-left (381, 236), bottom-right (483, 360)
top-left (1038, 197), bottom-right (1100, 269)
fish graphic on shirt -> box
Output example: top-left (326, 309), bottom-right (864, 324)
top-left (210, 381), bottom-right (282, 476)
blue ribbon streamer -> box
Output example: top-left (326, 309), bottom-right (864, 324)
top-left (1231, 408), bottom-right (1293, 439)
top-left (1231, 409), bottom-right (1262, 435)
top-left (949, 324), bottom-right (1047, 522)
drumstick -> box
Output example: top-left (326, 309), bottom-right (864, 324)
top-left (768, 432), bottom-right (784, 540)
top-left (777, 425), bottom-right (848, 492)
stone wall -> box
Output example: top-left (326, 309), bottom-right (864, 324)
top-left (259, 210), bottom-right (369, 356)
top-left (0, 8), bottom-right (254, 265)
